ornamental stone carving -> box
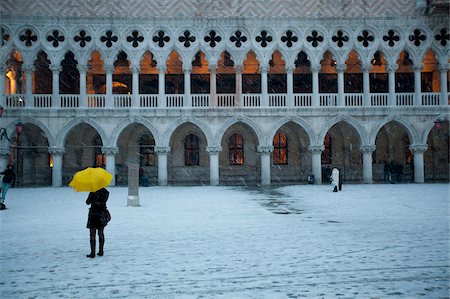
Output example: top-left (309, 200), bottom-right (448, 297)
top-left (206, 146), bottom-right (222, 154)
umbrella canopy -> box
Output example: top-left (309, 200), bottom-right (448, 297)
top-left (69, 167), bottom-right (112, 192)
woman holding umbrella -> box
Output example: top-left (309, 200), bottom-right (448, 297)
top-left (69, 167), bottom-right (112, 258)
top-left (86, 187), bottom-right (111, 258)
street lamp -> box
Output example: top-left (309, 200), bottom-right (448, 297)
top-left (434, 118), bottom-right (443, 130)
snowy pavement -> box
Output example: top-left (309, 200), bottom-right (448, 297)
top-left (0, 184), bottom-right (449, 298)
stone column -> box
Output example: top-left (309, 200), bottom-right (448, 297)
top-left (311, 64), bottom-right (320, 107)
top-left (414, 64), bottom-right (423, 106)
top-left (0, 64), bottom-right (8, 108)
top-left (102, 146), bottom-right (118, 186)
top-left (209, 64), bottom-right (217, 107)
top-left (336, 63), bottom-right (346, 106)
top-left (0, 147), bottom-right (10, 172)
top-left (131, 64), bottom-right (140, 108)
top-left (77, 64), bottom-right (88, 108)
top-left (438, 64), bottom-right (448, 106)
top-left (360, 145), bottom-right (376, 183)
top-left (105, 65), bottom-right (114, 108)
top-left (23, 64), bottom-right (34, 108)
top-left (410, 144), bottom-right (428, 183)
top-left (158, 65), bottom-right (166, 108)
top-left (183, 67), bottom-right (192, 107)
top-left (235, 65), bottom-right (243, 106)
top-left (258, 145), bottom-right (273, 185)
top-left (49, 64), bottom-right (62, 108)
top-left (309, 145), bottom-right (323, 184)
top-left (260, 63), bottom-right (269, 107)
top-left (206, 145), bottom-right (221, 185)
top-left (362, 64), bottom-right (371, 107)
top-left (387, 64), bottom-right (397, 106)
top-left (286, 65), bottom-right (294, 107)
top-left (49, 147), bottom-right (64, 187)
top-left (155, 146), bottom-right (170, 186)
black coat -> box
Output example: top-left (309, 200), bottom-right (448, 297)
top-left (86, 188), bottom-right (110, 228)
top-left (1, 168), bottom-right (14, 184)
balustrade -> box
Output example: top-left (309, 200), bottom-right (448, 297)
top-left (217, 94), bottom-right (235, 107)
top-left (269, 94), bottom-right (286, 107)
top-left (242, 94), bottom-right (261, 107)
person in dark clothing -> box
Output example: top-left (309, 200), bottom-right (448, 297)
top-left (1, 165), bottom-right (15, 204)
top-left (86, 188), bottom-right (111, 258)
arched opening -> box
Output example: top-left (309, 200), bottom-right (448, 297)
top-left (294, 51), bottom-right (312, 94)
top-left (60, 51), bottom-right (79, 94)
top-left (112, 51), bottom-right (131, 94)
top-left (374, 122), bottom-right (414, 183)
top-left (369, 50), bottom-right (388, 95)
top-left (191, 51), bottom-right (210, 95)
top-left (268, 51), bottom-right (286, 94)
top-left (242, 51), bottom-right (261, 94)
top-left (63, 123), bottom-right (103, 185)
top-left (344, 50), bottom-right (362, 94)
top-left (34, 51), bottom-right (51, 94)
top-left (424, 120), bottom-right (449, 182)
top-left (169, 123), bottom-right (208, 185)
top-left (116, 123), bottom-right (156, 186)
top-left (319, 51), bottom-right (338, 105)
top-left (165, 51), bottom-right (183, 94)
top-left (395, 51), bottom-right (414, 95)
top-left (220, 122), bottom-right (259, 185)
top-left (5, 50), bottom-right (24, 95)
top-left (321, 122), bottom-right (362, 183)
top-left (216, 51), bottom-right (236, 106)
top-left (139, 51), bottom-right (158, 95)
top-left (271, 122), bottom-right (311, 183)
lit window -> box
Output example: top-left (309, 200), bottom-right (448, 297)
top-left (273, 132), bottom-right (288, 165)
top-left (185, 134), bottom-right (199, 166)
top-left (229, 134), bottom-right (244, 165)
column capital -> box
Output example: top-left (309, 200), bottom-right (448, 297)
top-left (438, 63), bottom-right (449, 72)
top-left (409, 144), bottom-right (428, 153)
top-left (154, 146), bottom-right (171, 154)
top-left (335, 63), bottom-right (346, 73)
top-left (310, 64), bottom-right (321, 73)
top-left (48, 146), bottom-right (65, 155)
top-left (413, 64), bottom-right (424, 71)
top-left (285, 64), bottom-right (295, 73)
top-left (183, 66), bottom-right (192, 73)
top-left (257, 145), bottom-right (274, 153)
top-left (234, 64), bottom-right (244, 73)
top-left (259, 64), bottom-right (269, 73)
top-left (104, 64), bottom-right (115, 73)
top-left (49, 64), bottom-right (62, 73)
top-left (1, 64), bottom-right (8, 73)
top-left (360, 145), bottom-right (376, 154)
top-left (386, 64), bottom-right (398, 73)
top-left (22, 64), bottom-right (35, 73)
top-left (206, 145), bottom-right (222, 154)
top-left (208, 64), bottom-right (217, 73)
top-left (157, 65), bottom-right (167, 73)
top-left (102, 146), bottom-right (119, 155)
top-left (130, 64), bottom-right (141, 73)
top-left (77, 64), bottom-right (88, 72)
top-left (309, 145), bottom-right (324, 154)
top-left (360, 63), bottom-right (372, 72)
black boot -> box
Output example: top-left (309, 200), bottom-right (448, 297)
top-left (98, 236), bottom-right (104, 256)
top-left (333, 186), bottom-right (338, 192)
top-left (87, 239), bottom-right (96, 258)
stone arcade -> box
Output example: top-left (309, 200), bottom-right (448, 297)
top-left (0, 0), bottom-right (448, 187)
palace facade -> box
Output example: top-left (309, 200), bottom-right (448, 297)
top-left (0, 0), bottom-right (449, 187)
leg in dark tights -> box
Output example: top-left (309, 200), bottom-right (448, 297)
top-left (97, 227), bottom-right (105, 256)
top-left (87, 228), bottom-right (96, 258)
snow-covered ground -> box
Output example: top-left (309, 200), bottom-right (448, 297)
top-left (0, 184), bottom-right (449, 298)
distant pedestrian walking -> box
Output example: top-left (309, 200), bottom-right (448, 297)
top-left (1, 165), bottom-right (15, 207)
top-left (86, 187), bottom-right (111, 258)
top-left (331, 168), bottom-right (340, 192)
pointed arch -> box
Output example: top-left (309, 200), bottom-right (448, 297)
top-left (267, 116), bottom-right (315, 146)
top-left (318, 115), bottom-right (367, 145)
top-left (55, 117), bottom-right (108, 148)
top-left (215, 116), bottom-right (264, 147)
top-left (110, 116), bottom-right (160, 148)
top-left (163, 116), bottom-right (213, 147)
top-left (369, 115), bottom-right (420, 146)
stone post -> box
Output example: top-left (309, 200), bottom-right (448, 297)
top-left (258, 145), bottom-right (273, 185)
top-left (183, 66), bottom-right (192, 107)
top-left (131, 64), bottom-right (140, 108)
top-left (360, 145), bottom-right (376, 183)
top-left (23, 64), bottom-right (34, 108)
top-left (206, 145), bottom-right (221, 185)
top-left (414, 64), bottom-right (423, 106)
top-left (336, 63), bottom-right (346, 106)
top-left (155, 146), bottom-right (170, 185)
top-left (438, 64), bottom-right (448, 106)
top-left (158, 65), bottom-right (166, 108)
top-left (309, 145), bottom-right (324, 184)
top-left (77, 64), bottom-right (88, 108)
top-left (260, 63), bottom-right (269, 107)
top-left (209, 64), bottom-right (217, 107)
top-left (410, 144), bottom-right (428, 183)
top-left (235, 65), bottom-right (243, 107)
top-left (102, 146), bottom-right (118, 186)
top-left (105, 65), bottom-right (114, 108)
top-left (311, 64), bottom-right (320, 107)
top-left (49, 64), bottom-right (61, 108)
top-left (49, 147), bottom-right (64, 187)
top-left (387, 64), bottom-right (397, 106)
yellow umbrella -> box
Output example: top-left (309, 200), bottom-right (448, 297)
top-left (69, 167), bottom-right (112, 192)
